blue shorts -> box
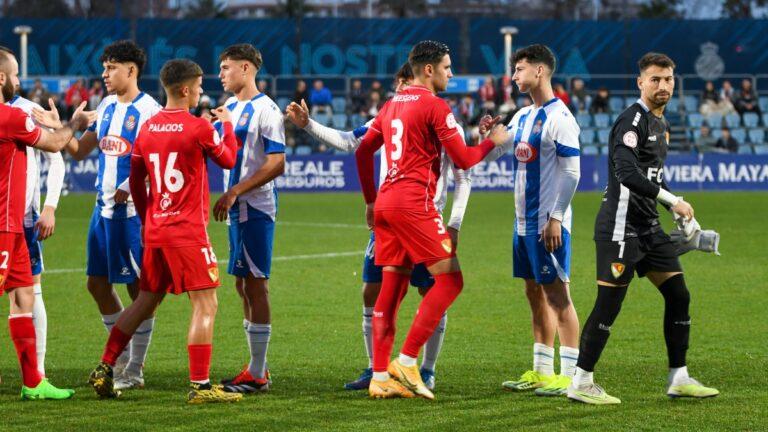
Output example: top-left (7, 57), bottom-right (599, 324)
top-left (228, 204), bottom-right (275, 279)
top-left (86, 206), bottom-right (142, 284)
top-left (513, 229), bottom-right (571, 285)
top-left (23, 211), bottom-right (43, 276)
top-left (361, 232), bottom-right (435, 289)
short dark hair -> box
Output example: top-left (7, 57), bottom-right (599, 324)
top-left (100, 40), bottom-right (147, 78)
top-left (408, 40), bottom-right (450, 73)
top-left (395, 61), bottom-right (413, 82)
top-left (219, 44), bottom-right (263, 71)
top-left (511, 44), bottom-right (556, 73)
top-left (638, 52), bottom-right (675, 72)
top-left (160, 59), bottom-right (203, 97)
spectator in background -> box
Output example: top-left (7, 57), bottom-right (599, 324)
top-left (309, 79), bottom-right (333, 115)
top-left (590, 86), bottom-right (610, 114)
top-left (735, 78), bottom-right (761, 118)
top-left (700, 80), bottom-right (734, 116)
top-left (65, 78), bottom-right (88, 113)
top-left (28, 79), bottom-right (51, 106)
top-left (448, 97), bottom-right (461, 120)
top-left (570, 78), bottom-right (591, 113)
top-left (715, 126), bottom-right (739, 153)
top-left (88, 80), bottom-right (104, 109)
top-left (349, 79), bottom-right (367, 116)
top-left (719, 80), bottom-right (736, 107)
top-left (478, 76), bottom-right (497, 111)
top-left (193, 94), bottom-right (212, 118)
top-left (368, 80), bottom-right (385, 104)
top-left (367, 91), bottom-right (382, 118)
top-left (293, 80), bottom-right (309, 105)
top-left (257, 79), bottom-right (272, 100)
top-left (553, 83), bottom-right (571, 110)
top-left (458, 94), bottom-right (479, 125)
top-left (694, 124), bottom-right (718, 153)
top-left (498, 75), bottom-right (518, 116)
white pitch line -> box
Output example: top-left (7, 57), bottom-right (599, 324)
top-left (44, 250), bottom-right (363, 274)
top-left (277, 221), bottom-right (368, 229)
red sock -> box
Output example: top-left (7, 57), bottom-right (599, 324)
top-left (9, 316), bottom-right (42, 388)
top-left (401, 271), bottom-right (463, 358)
top-left (188, 344), bottom-right (212, 382)
top-left (101, 326), bottom-right (133, 366)
top-left (372, 270), bottom-right (410, 373)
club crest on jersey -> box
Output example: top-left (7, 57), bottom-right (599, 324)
top-left (208, 267), bottom-right (219, 282)
top-left (446, 113), bottom-right (458, 129)
top-left (25, 116), bottom-right (36, 132)
top-left (238, 112), bottom-right (250, 126)
top-left (441, 239), bottom-right (453, 254)
top-left (515, 141), bottom-right (538, 163)
top-left (532, 119), bottom-right (543, 135)
top-left (124, 115), bottom-right (136, 131)
top-left (622, 131), bottom-right (638, 148)
top-left (611, 262), bottom-right (625, 278)
top-left (99, 135), bottom-right (132, 157)
top-left (160, 192), bottom-right (172, 210)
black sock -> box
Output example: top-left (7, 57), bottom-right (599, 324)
top-left (576, 284), bottom-right (628, 372)
top-left (657, 274), bottom-right (690, 368)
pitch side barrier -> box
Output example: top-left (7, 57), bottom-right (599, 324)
top-left (58, 153), bottom-right (768, 194)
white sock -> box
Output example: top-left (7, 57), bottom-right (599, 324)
top-left (573, 367), bottom-right (594, 387)
top-left (247, 323), bottom-right (271, 380)
top-left (32, 283), bottom-right (47, 376)
top-left (421, 313), bottom-right (447, 372)
top-left (126, 317), bottom-right (154, 376)
top-left (533, 343), bottom-right (555, 375)
top-left (362, 307), bottom-right (374, 369)
top-left (669, 366), bottom-right (689, 385)
top-left (398, 353), bottom-right (417, 367)
top-left (243, 319), bottom-right (252, 352)
top-left (191, 379), bottom-right (210, 385)
top-left (559, 346), bottom-right (579, 377)
top-left (372, 372), bottom-right (389, 382)
top-left (102, 311), bottom-right (130, 366)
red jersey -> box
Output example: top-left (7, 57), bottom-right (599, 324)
top-left (0, 104), bottom-right (41, 233)
top-left (130, 109), bottom-right (236, 248)
top-left (355, 85), bottom-right (495, 210)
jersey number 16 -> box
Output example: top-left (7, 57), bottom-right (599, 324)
top-left (148, 152), bottom-right (185, 193)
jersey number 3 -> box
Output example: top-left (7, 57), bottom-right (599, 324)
top-left (390, 119), bottom-right (404, 161)
top-left (149, 152), bottom-right (185, 193)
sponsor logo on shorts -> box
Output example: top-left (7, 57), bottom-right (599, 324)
top-left (99, 135), bottom-right (132, 157)
top-left (208, 267), bottom-right (219, 282)
top-left (541, 265), bottom-right (551, 275)
top-left (235, 260), bottom-right (244, 269)
top-left (610, 262), bottom-right (625, 278)
top-left (120, 266), bottom-right (131, 276)
top-left (441, 239), bottom-right (453, 254)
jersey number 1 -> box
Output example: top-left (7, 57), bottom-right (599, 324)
top-left (149, 152), bottom-right (185, 193)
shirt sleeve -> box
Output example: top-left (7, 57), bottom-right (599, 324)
top-left (7, 108), bottom-right (42, 147)
top-left (200, 119), bottom-right (237, 169)
top-left (611, 112), bottom-right (660, 199)
top-left (41, 150), bottom-right (65, 209)
top-left (547, 111), bottom-right (581, 221)
top-left (430, 99), bottom-right (494, 170)
top-left (355, 118), bottom-right (385, 204)
top-left (260, 103), bottom-right (286, 154)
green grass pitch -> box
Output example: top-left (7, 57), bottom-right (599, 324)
top-left (0, 191), bottom-right (765, 431)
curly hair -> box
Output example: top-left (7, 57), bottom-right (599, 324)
top-left (511, 44), bottom-right (556, 74)
top-left (100, 40), bottom-right (147, 78)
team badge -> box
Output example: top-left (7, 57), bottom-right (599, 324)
top-left (239, 112), bottom-right (250, 127)
top-left (622, 131), bottom-right (638, 148)
top-left (446, 113), bottom-right (458, 129)
top-left (611, 262), bottom-right (625, 279)
top-left (441, 239), bottom-right (453, 254)
top-left (208, 267), bottom-right (219, 282)
top-left (25, 116), bottom-right (36, 132)
top-left (99, 135), bottom-right (132, 157)
top-left (213, 129), bottom-right (221, 145)
top-left (160, 192), bottom-right (172, 210)
top-left (124, 115), bottom-right (136, 131)
top-left (532, 119), bottom-right (543, 135)
top-left (515, 141), bottom-right (538, 163)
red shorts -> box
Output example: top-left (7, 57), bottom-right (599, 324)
top-left (0, 232), bottom-right (34, 295)
top-left (374, 208), bottom-right (455, 268)
top-left (140, 245), bottom-right (221, 295)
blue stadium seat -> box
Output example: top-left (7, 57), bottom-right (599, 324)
top-left (332, 113), bottom-right (348, 129)
top-left (593, 113), bottom-right (610, 128)
top-left (731, 128), bottom-right (746, 143)
top-left (666, 97), bottom-right (680, 112)
top-left (754, 145), bottom-right (768, 155)
top-left (743, 112), bottom-right (760, 128)
top-left (624, 97), bottom-right (636, 108)
top-left (277, 97), bottom-right (291, 111)
top-left (284, 145), bottom-right (294, 155)
top-left (748, 128), bottom-right (765, 144)
top-left (759, 96), bottom-right (768, 113)
top-left (597, 129), bottom-right (610, 145)
top-left (609, 97), bottom-right (624, 113)
top-left (611, 113), bottom-right (621, 123)
top-left (712, 128), bottom-right (723, 139)
top-left (579, 129), bottom-right (595, 145)
top-left (315, 113), bottom-right (331, 126)
top-left (690, 129), bottom-right (701, 142)
top-left (706, 113), bottom-right (723, 128)
top-left (763, 114), bottom-right (768, 127)
top-left (350, 114), bottom-right (367, 128)
top-left (683, 95), bottom-right (698, 113)
top-left (332, 97), bottom-right (346, 113)
top-left (582, 145), bottom-right (599, 155)
top-left (724, 113), bottom-right (741, 128)
top-left (737, 145), bottom-right (753, 155)
top-left (576, 113), bottom-right (592, 128)
top-left (295, 146), bottom-right (312, 155)
top-left (687, 113), bottom-right (704, 128)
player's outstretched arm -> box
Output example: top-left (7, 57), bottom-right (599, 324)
top-left (286, 100), bottom-right (362, 152)
top-left (33, 99), bottom-right (97, 158)
top-left (443, 124), bottom-right (508, 170)
top-left (206, 108), bottom-right (238, 169)
top-left (34, 102), bottom-right (94, 153)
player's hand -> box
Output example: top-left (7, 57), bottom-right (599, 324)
top-left (286, 99), bottom-right (310, 128)
top-left (212, 106), bottom-right (232, 124)
top-left (541, 218), bottom-right (562, 253)
top-left (32, 97), bottom-right (65, 129)
top-left (35, 206), bottom-right (56, 240)
top-left (69, 101), bottom-right (97, 131)
top-left (478, 114), bottom-right (502, 135)
top-left (487, 123), bottom-right (510, 146)
top-left (365, 203), bottom-right (374, 230)
top-left (200, 111), bottom-right (213, 122)
top-left (671, 199), bottom-right (694, 222)
top-left (447, 226), bottom-right (459, 251)
top-left (114, 188), bottom-right (130, 204)
top-left (214, 190), bottom-right (237, 222)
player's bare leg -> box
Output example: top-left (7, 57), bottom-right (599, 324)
top-left (535, 279), bottom-right (580, 396)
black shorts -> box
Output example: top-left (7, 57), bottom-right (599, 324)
top-left (595, 230), bottom-right (682, 285)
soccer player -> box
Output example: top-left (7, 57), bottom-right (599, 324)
top-left (482, 45), bottom-right (582, 396)
top-left (567, 53), bottom-right (719, 404)
top-left (285, 62), bottom-right (472, 391)
top-left (355, 40), bottom-right (509, 399)
top-left (0, 45), bottom-right (93, 399)
top-left (8, 94), bottom-right (66, 379)
top-left (88, 58), bottom-right (241, 404)
top-left (211, 44), bottom-right (286, 394)
top-left (61, 41), bottom-right (161, 390)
